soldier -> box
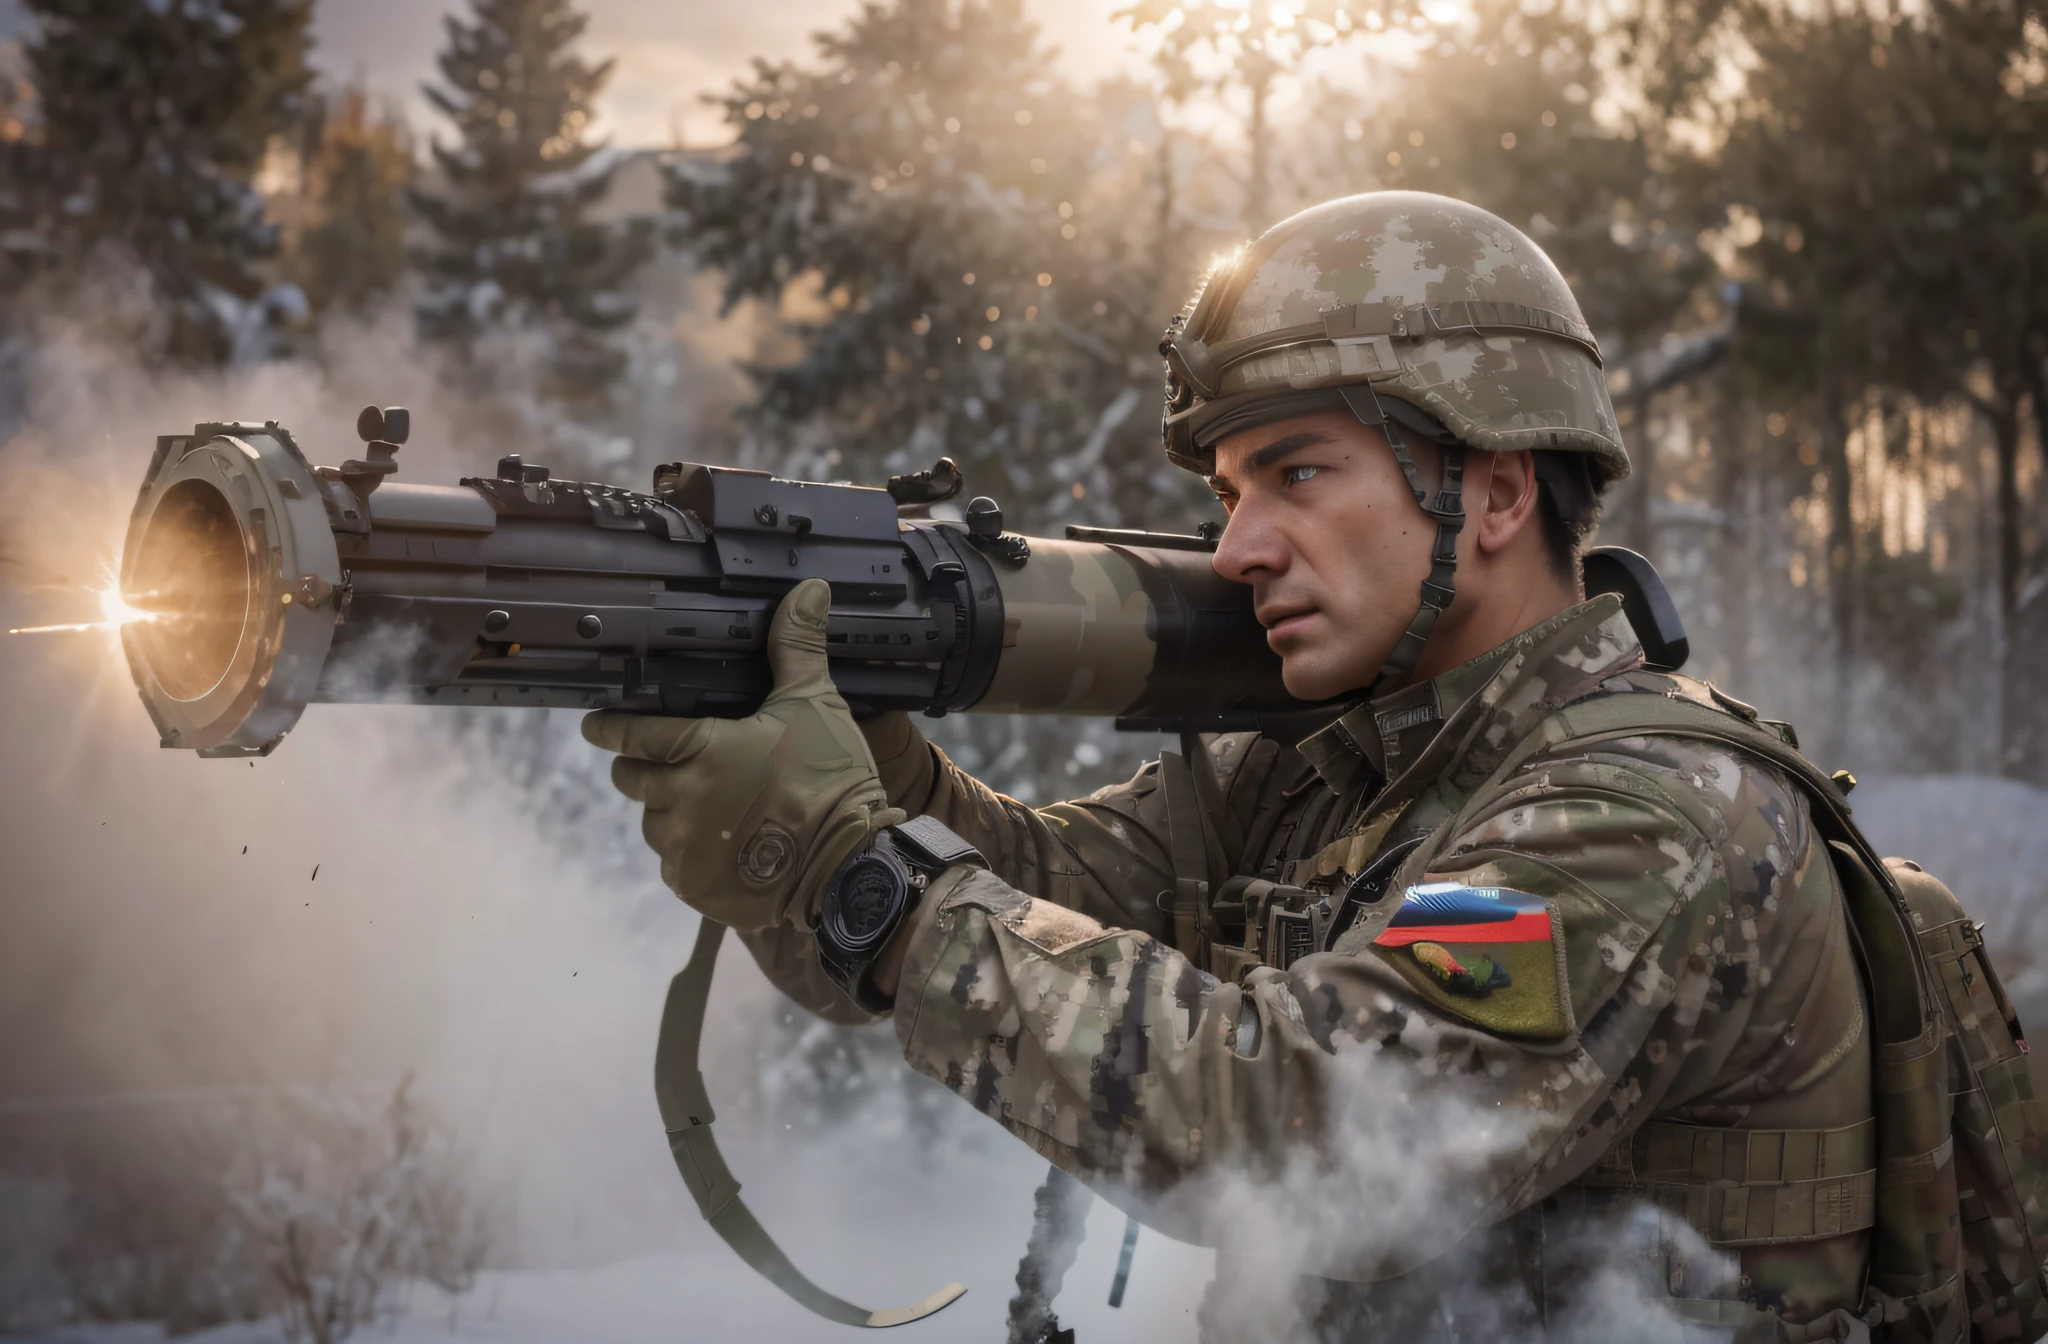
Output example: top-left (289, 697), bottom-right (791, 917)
top-left (584, 192), bottom-right (1876, 1341)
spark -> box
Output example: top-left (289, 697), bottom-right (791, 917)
top-left (8, 581), bottom-right (160, 636)
top-left (7, 620), bottom-right (107, 635)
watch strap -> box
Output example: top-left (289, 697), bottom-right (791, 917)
top-left (816, 817), bottom-right (985, 1014)
top-left (888, 815), bottom-right (986, 875)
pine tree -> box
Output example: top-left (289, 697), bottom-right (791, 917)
top-left (0, 35), bottom-right (41, 298)
top-left (412, 0), bottom-right (652, 407)
top-left (285, 85), bottom-right (416, 317)
top-left (2, 0), bottom-right (314, 363)
top-left (1704, 0), bottom-right (2048, 770)
top-left (668, 0), bottom-right (1216, 536)
top-left (669, 0), bottom-right (1226, 807)
top-left (1287, 0), bottom-right (1712, 366)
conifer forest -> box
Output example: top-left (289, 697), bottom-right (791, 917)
top-left (0, 0), bottom-right (2044, 1340)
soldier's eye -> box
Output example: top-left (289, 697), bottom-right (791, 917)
top-left (1282, 464), bottom-right (1322, 486)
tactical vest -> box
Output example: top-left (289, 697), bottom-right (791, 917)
top-left (1161, 694), bottom-right (2048, 1344)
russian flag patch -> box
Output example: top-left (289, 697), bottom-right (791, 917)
top-left (1373, 882), bottom-right (1556, 947)
top-left (1369, 882), bottom-right (1570, 1040)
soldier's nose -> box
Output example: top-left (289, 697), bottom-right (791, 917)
top-left (1213, 510), bottom-right (1284, 584)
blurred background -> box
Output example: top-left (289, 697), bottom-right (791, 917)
top-left (0, 0), bottom-right (2042, 1340)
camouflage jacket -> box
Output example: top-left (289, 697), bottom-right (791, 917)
top-left (739, 597), bottom-right (1874, 1341)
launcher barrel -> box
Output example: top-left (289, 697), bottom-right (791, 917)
top-left (119, 413), bottom-right (1318, 757)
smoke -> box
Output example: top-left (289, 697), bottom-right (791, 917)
top-left (0, 311), bottom-right (694, 1259)
top-left (0, 304), bottom-right (1218, 1341)
top-left (1089, 1009), bottom-right (1745, 1344)
top-left (0, 309), bottom-right (1759, 1342)
top-left (1006, 1164), bottom-right (1092, 1344)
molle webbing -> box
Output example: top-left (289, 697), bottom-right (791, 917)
top-left (1575, 1119), bottom-right (1879, 1246)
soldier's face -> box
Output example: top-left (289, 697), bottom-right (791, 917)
top-left (1206, 410), bottom-right (1440, 700)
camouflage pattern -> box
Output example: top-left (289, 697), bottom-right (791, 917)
top-left (972, 533), bottom-right (1299, 720)
top-left (1162, 192), bottom-right (1628, 482)
top-left (974, 537), bottom-right (1156, 716)
top-left (741, 596), bottom-right (1880, 1339)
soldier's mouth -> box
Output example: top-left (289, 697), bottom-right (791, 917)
top-left (1259, 604), bottom-right (1320, 641)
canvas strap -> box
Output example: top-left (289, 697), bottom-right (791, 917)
top-left (654, 919), bottom-right (967, 1328)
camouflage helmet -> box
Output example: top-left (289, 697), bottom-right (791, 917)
top-left (1159, 191), bottom-right (1629, 485)
top-left (1161, 192), bottom-right (1630, 695)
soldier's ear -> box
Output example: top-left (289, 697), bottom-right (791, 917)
top-left (1472, 451), bottom-right (1541, 557)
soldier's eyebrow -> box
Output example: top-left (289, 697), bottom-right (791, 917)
top-left (1209, 430), bottom-right (1335, 492)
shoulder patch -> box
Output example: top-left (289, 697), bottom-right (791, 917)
top-left (1371, 883), bottom-right (1572, 1040)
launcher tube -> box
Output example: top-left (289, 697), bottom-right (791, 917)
top-left (120, 419), bottom-right (1319, 757)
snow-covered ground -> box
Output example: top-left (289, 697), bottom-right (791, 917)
top-left (11, 1211), bottom-right (1214, 1344)
top-left (0, 559), bottom-right (1216, 1344)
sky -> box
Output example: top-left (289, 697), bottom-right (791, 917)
top-left (312, 0), bottom-right (1156, 149)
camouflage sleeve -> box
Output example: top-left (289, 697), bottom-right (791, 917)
top-left (732, 716), bottom-right (1253, 1018)
top-left (857, 712), bottom-right (1188, 939)
top-left (889, 741), bottom-right (1827, 1279)
top-left (733, 919), bottom-right (881, 1026)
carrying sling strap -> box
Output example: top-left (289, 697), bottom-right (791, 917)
top-left (653, 919), bottom-right (967, 1328)
top-left (1158, 728), bottom-right (1247, 964)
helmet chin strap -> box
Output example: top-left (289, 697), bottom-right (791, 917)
top-left (1337, 386), bottom-right (1469, 698)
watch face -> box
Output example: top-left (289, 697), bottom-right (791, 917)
top-left (832, 854), bottom-right (904, 953)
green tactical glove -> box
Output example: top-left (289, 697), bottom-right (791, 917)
top-left (582, 578), bottom-right (903, 932)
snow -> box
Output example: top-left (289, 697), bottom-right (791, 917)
top-left (10, 1188), bottom-right (1215, 1344)
top-left (528, 146), bottom-right (632, 198)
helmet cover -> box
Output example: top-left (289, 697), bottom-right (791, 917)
top-left (1161, 191), bottom-right (1628, 485)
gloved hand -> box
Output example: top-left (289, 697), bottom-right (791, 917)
top-left (855, 709), bottom-right (936, 809)
top-left (582, 578), bottom-right (903, 931)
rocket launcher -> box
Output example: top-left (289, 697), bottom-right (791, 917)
top-left (120, 406), bottom-right (1323, 757)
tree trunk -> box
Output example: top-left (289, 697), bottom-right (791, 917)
top-left (1155, 126), bottom-right (1176, 237)
top-left (1991, 402), bottom-right (2023, 619)
top-left (1624, 391), bottom-right (1654, 557)
top-left (1716, 392), bottom-right (1753, 689)
top-left (2000, 386), bottom-right (2043, 781)
top-left (1244, 61), bottom-right (1273, 228)
top-left (1819, 382), bottom-right (1855, 760)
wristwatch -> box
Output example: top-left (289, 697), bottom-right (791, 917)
top-left (817, 815), bottom-right (985, 1013)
